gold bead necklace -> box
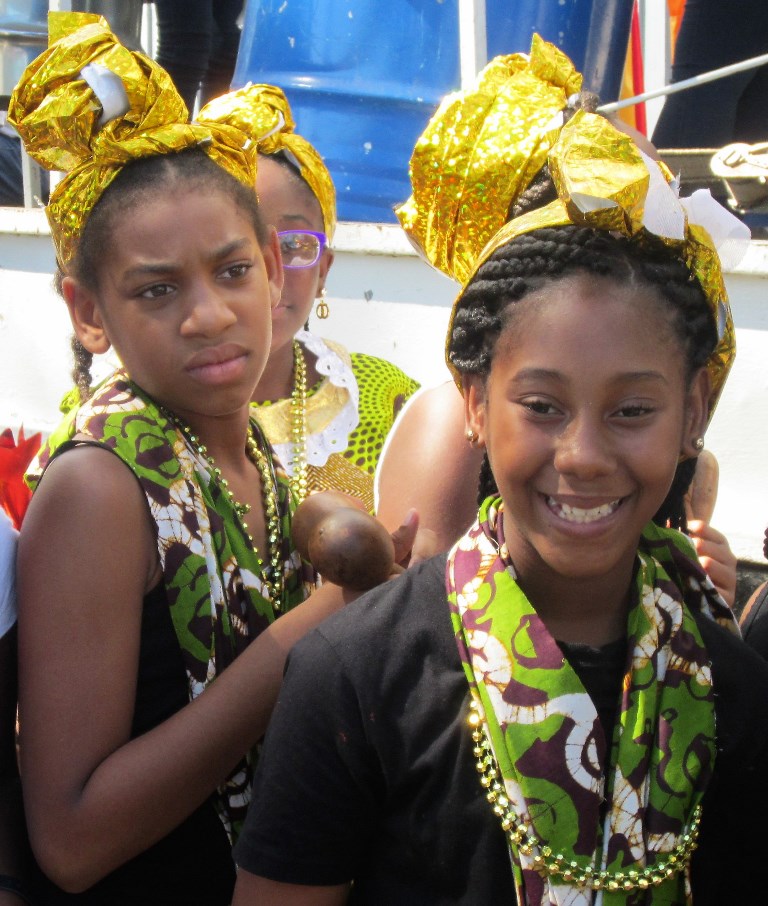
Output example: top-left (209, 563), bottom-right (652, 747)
top-left (468, 698), bottom-right (701, 892)
top-left (166, 414), bottom-right (285, 608)
top-left (290, 339), bottom-right (309, 502)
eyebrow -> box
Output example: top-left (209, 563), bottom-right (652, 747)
top-left (278, 214), bottom-right (314, 227)
top-left (510, 368), bottom-right (670, 385)
top-left (121, 238), bottom-right (253, 280)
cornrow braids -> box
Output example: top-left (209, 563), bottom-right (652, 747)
top-left (452, 226), bottom-right (717, 529)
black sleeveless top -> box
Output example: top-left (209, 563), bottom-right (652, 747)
top-left (35, 585), bottom-right (235, 905)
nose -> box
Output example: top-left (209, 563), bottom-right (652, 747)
top-left (553, 414), bottom-right (616, 481)
top-left (180, 281), bottom-right (237, 338)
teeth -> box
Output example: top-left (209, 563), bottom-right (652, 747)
top-left (548, 498), bottom-right (621, 524)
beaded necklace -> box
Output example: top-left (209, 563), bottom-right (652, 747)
top-left (167, 414), bottom-right (285, 606)
top-left (467, 698), bottom-right (701, 893)
top-left (290, 339), bottom-right (309, 502)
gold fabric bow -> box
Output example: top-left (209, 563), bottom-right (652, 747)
top-left (9, 11), bottom-right (257, 268)
top-left (198, 83), bottom-right (336, 241)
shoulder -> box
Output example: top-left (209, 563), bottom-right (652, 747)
top-left (20, 443), bottom-right (156, 590)
top-left (290, 554), bottom-right (451, 681)
top-left (695, 613), bottom-right (768, 755)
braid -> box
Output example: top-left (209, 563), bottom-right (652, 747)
top-left (477, 452), bottom-right (497, 504)
top-left (71, 335), bottom-right (93, 403)
top-left (451, 223), bottom-right (717, 525)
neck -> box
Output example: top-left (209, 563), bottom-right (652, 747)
top-left (173, 407), bottom-right (252, 471)
top-left (519, 568), bottom-right (633, 647)
top-left (252, 339), bottom-right (295, 403)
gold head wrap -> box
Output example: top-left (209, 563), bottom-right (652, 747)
top-left (397, 36), bottom-right (747, 417)
top-left (8, 11), bottom-right (257, 268)
top-left (396, 34), bottom-right (582, 286)
top-left (198, 83), bottom-right (337, 241)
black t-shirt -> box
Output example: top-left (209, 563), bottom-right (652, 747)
top-left (235, 554), bottom-right (768, 904)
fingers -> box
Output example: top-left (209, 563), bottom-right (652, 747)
top-left (389, 509), bottom-right (419, 567)
top-left (687, 519), bottom-right (737, 607)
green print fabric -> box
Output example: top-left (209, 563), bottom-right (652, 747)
top-left (446, 496), bottom-right (739, 905)
top-left (30, 370), bottom-right (310, 841)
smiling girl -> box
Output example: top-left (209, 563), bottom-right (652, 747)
top-left (8, 13), bottom-right (392, 904)
top-left (230, 39), bottom-right (768, 905)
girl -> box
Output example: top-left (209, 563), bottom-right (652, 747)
top-left (230, 39), bottom-right (768, 904)
top-left (11, 14), bottom-right (406, 903)
top-left (197, 85), bottom-right (419, 512)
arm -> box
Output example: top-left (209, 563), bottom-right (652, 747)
top-left (376, 382), bottom-right (483, 561)
top-left (17, 447), bottom-right (350, 893)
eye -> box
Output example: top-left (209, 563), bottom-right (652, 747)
top-left (614, 403), bottom-right (654, 418)
top-left (521, 397), bottom-right (560, 416)
top-left (222, 262), bottom-right (252, 280)
top-left (139, 283), bottom-right (174, 300)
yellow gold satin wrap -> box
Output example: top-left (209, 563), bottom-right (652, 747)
top-left (8, 11), bottom-right (257, 268)
top-left (198, 84), bottom-right (337, 241)
top-left (396, 34), bottom-right (582, 286)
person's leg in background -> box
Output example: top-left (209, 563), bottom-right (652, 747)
top-left (153, 0), bottom-right (214, 114)
top-left (652, 0), bottom-right (768, 148)
top-left (202, 0), bottom-right (245, 104)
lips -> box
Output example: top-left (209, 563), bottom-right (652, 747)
top-left (186, 343), bottom-right (247, 370)
top-left (545, 495), bottom-right (624, 525)
top-left (185, 344), bottom-right (249, 384)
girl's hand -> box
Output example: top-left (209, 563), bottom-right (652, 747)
top-left (686, 518), bottom-right (737, 607)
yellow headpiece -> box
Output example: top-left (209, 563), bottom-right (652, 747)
top-left (9, 12), bottom-right (257, 269)
top-left (397, 36), bottom-right (748, 416)
top-left (198, 83), bottom-right (337, 241)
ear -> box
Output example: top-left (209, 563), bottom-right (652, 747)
top-left (60, 276), bottom-right (111, 355)
top-left (463, 374), bottom-right (488, 446)
top-left (680, 367), bottom-right (710, 459)
top-left (261, 226), bottom-right (285, 310)
top-left (316, 248), bottom-right (335, 297)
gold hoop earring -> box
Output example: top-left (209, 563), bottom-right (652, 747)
top-left (466, 429), bottom-right (478, 446)
top-left (315, 288), bottom-right (330, 320)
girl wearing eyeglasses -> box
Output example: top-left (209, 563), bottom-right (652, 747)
top-left (198, 86), bottom-right (419, 513)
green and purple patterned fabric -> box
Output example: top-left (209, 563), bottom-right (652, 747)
top-left (29, 370), bottom-right (311, 841)
top-left (446, 496), bottom-right (738, 905)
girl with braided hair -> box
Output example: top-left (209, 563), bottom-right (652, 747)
top-left (230, 39), bottom-right (768, 905)
top-left (10, 13), bottom-right (414, 903)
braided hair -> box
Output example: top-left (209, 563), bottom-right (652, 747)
top-left (449, 208), bottom-right (717, 531)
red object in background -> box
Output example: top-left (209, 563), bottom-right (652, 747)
top-left (0, 427), bottom-right (42, 530)
top-left (630, 1), bottom-right (647, 135)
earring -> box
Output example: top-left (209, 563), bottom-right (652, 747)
top-left (693, 436), bottom-right (705, 451)
top-left (315, 288), bottom-right (329, 320)
top-left (466, 429), bottom-right (478, 445)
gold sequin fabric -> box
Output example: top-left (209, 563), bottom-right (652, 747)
top-left (396, 34), bottom-right (581, 286)
top-left (395, 32), bottom-right (735, 418)
top-left (8, 11), bottom-right (256, 267)
top-left (198, 83), bottom-right (336, 241)
top-left (447, 111), bottom-right (735, 414)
